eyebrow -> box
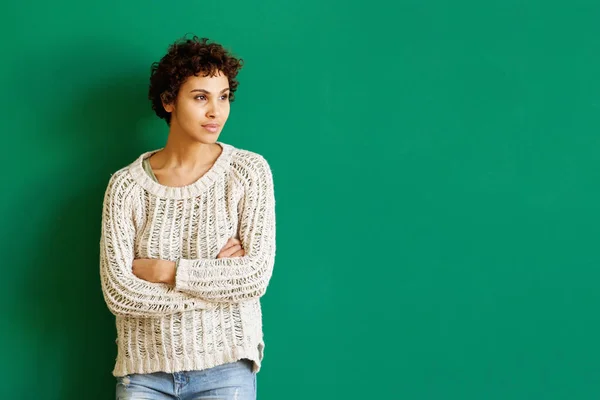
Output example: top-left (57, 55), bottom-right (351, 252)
top-left (190, 88), bottom-right (230, 94)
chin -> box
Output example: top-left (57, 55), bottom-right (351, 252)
top-left (192, 134), bottom-right (221, 144)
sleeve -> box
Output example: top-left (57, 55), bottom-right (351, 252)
top-left (173, 155), bottom-right (276, 303)
top-left (99, 171), bottom-right (215, 317)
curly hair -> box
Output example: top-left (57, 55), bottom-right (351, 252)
top-left (148, 36), bottom-right (244, 124)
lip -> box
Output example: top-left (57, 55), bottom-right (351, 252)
top-left (202, 123), bottom-right (220, 133)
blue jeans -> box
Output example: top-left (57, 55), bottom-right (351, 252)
top-left (115, 359), bottom-right (256, 400)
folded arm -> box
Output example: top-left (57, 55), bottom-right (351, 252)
top-left (100, 171), bottom-right (214, 317)
top-left (174, 155), bottom-right (276, 303)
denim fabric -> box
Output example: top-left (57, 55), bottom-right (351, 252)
top-left (116, 359), bottom-right (256, 400)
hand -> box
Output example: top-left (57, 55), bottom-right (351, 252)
top-left (217, 237), bottom-right (246, 259)
top-left (132, 258), bottom-right (176, 285)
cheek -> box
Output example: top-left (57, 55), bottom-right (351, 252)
top-left (222, 103), bottom-right (231, 119)
top-left (179, 102), bottom-right (204, 120)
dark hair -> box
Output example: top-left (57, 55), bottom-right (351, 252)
top-left (148, 36), bottom-right (244, 124)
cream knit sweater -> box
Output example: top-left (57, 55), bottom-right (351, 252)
top-left (99, 142), bottom-right (276, 377)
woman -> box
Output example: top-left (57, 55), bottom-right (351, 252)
top-left (99, 36), bottom-right (276, 400)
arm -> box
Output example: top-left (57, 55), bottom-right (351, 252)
top-left (100, 171), bottom-right (214, 317)
top-left (174, 155), bottom-right (276, 303)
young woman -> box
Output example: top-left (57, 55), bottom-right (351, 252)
top-left (99, 36), bottom-right (276, 400)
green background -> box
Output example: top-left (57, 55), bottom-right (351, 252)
top-left (1, 0), bottom-right (599, 399)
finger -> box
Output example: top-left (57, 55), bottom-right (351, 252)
top-left (218, 244), bottom-right (242, 258)
top-left (222, 238), bottom-right (241, 251)
top-left (231, 249), bottom-right (245, 258)
top-left (225, 244), bottom-right (243, 256)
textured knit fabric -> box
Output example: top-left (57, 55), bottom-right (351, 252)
top-left (142, 157), bottom-right (159, 183)
top-left (99, 142), bottom-right (276, 377)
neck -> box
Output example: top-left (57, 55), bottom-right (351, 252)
top-left (154, 123), bottom-right (222, 169)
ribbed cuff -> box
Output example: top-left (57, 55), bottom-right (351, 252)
top-left (174, 258), bottom-right (185, 291)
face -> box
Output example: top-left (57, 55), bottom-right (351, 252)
top-left (163, 70), bottom-right (231, 143)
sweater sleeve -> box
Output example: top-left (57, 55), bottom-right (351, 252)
top-left (173, 154), bottom-right (276, 303)
top-left (100, 170), bottom-right (215, 317)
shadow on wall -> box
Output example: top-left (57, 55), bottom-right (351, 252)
top-left (19, 45), bottom-right (159, 400)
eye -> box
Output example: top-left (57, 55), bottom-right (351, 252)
top-left (220, 94), bottom-right (229, 100)
top-left (194, 95), bottom-right (207, 100)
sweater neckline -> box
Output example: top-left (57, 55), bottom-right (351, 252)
top-left (128, 142), bottom-right (234, 199)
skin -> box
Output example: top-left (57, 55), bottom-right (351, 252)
top-left (132, 70), bottom-right (244, 286)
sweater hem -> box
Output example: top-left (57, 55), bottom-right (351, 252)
top-left (112, 342), bottom-right (264, 377)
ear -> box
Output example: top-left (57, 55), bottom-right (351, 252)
top-left (161, 93), bottom-right (174, 113)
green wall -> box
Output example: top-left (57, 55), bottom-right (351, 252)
top-left (1, 1), bottom-right (599, 399)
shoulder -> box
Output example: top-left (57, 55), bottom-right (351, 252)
top-left (105, 150), bottom-right (153, 191)
top-left (231, 147), bottom-right (271, 169)
top-left (228, 146), bottom-right (275, 193)
top-left (106, 167), bottom-right (133, 190)
top-left (103, 156), bottom-right (143, 200)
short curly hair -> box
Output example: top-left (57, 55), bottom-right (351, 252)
top-left (148, 36), bottom-right (244, 124)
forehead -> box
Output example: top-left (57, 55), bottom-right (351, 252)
top-left (181, 71), bottom-right (229, 90)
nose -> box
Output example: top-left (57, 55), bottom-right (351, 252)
top-left (205, 100), bottom-right (221, 119)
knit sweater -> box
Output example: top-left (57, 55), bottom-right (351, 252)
top-left (99, 142), bottom-right (276, 377)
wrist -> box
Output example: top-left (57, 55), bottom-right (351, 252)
top-left (161, 260), bottom-right (177, 285)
